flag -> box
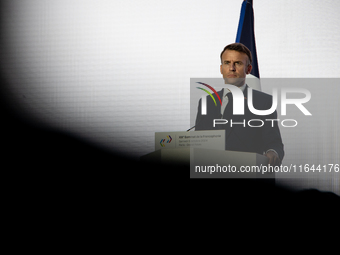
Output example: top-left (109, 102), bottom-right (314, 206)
top-left (235, 0), bottom-right (261, 90)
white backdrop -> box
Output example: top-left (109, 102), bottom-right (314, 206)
top-left (1, 0), bottom-right (340, 194)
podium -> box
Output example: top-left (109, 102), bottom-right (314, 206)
top-left (140, 131), bottom-right (273, 179)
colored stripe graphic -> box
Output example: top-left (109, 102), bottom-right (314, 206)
top-left (167, 135), bottom-right (172, 143)
top-left (196, 82), bottom-right (222, 106)
top-left (196, 87), bottom-right (217, 106)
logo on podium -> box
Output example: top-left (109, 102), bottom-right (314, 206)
top-left (160, 135), bottom-right (172, 147)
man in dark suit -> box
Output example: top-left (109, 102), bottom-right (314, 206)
top-left (195, 43), bottom-right (284, 166)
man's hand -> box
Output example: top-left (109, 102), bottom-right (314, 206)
top-left (265, 151), bottom-right (281, 166)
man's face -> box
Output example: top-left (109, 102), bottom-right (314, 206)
top-left (220, 50), bottom-right (252, 87)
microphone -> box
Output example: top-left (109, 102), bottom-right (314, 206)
top-left (186, 125), bottom-right (195, 132)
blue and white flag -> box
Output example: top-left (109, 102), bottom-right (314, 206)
top-left (236, 0), bottom-right (261, 91)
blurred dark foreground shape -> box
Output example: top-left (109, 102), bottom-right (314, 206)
top-left (1, 74), bottom-right (339, 213)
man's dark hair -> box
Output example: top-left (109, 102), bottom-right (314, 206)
top-left (220, 43), bottom-right (252, 65)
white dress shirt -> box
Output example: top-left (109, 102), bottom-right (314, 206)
top-left (221, 83), bottom-right (246, 116)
